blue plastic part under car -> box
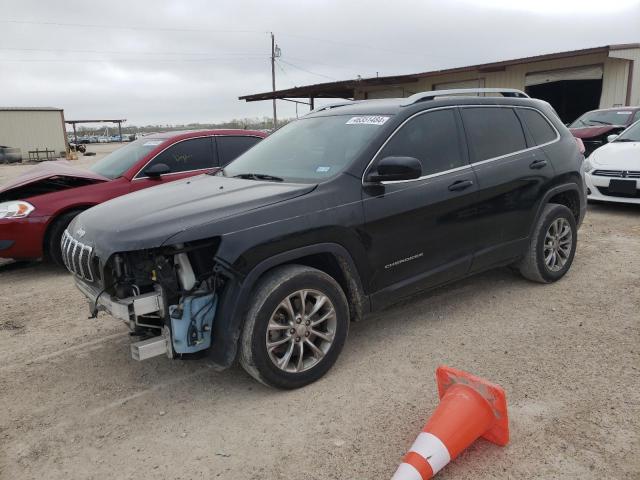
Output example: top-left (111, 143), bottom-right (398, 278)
top-left (169, 293), bottom-right (217, 354)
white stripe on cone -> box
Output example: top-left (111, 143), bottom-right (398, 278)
top-left (391, 463), bottom-right (422, 480)
top-left (391, 432), bottom-right (451, 479)
top-left (410, 433), bottom-right (450, 474)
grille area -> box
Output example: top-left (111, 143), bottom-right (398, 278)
top-left (61, 230), bottom-right (95, 281)
top-left (593, 170), bottom-right (640, 178)
top-left (596, 186), bottom-right (640, 198)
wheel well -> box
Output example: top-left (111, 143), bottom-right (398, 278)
top-left (262, 252), bottom-right (366, 322)
top-left (42, 207), bottom-right (89, 254)
top-left (548, 190), bottom-right (580, 222)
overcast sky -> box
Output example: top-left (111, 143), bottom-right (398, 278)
top-left (1, 0), bottom-right (639, 126)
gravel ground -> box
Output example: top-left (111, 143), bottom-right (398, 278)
top-left (0, 151), bottom-right (638, 479)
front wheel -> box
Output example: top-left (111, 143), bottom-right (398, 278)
top-left (239, 265), bottom-right (349, 389)
top-left (46, 210), bottom-right (82, 266)
top-left (517, 204), bottom-right (577, 283)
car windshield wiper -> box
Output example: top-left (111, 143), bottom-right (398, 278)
top-left (232, 173), bottom-right (284, 182)
top-left (587, 120), bottom-right (612, 126)
top-left (614, 138), bottom-right (636, 142)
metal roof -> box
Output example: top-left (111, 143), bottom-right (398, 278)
top-left (240, 44), bottom-right (640, 102)
top-left (0, 107), bottom-right (63, 111)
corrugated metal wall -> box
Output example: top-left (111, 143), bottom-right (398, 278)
top-left (354, 50), bottom-right (638, 108)
top-left (601, 58), bottom-right (629, 107)
top-left (0, 110), bottom-right (67, 160)
top-left (609, 47), bottom-right (640, 106)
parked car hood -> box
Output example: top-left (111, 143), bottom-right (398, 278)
top-left (569, 125), bottom-right (622, 139)
top-left (69, 173), bottom-right (316, 258)
top-left (590, 142), bottom-right (640, 170)
top-left (0, 160), bottom-right (108, 200)
top-left (0, 160), bottom-right (108, 193)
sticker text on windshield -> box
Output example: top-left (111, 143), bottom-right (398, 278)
top-left (346, 116), bottom-right (390, 126)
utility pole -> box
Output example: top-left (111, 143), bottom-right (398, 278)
top-left (270, 32), bottom-right (281, 129)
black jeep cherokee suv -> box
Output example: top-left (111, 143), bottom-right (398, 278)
top-left (64, 89), bottom-right (586, 389)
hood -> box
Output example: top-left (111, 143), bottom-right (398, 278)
top-left (69, 173), bottom-right (315, 257)
top-left (591, 141), bottom-right (640, 170)
top-left (0, 160), bottom-right (108, 201)
top-left (569, 125), bottom-right (622, 139)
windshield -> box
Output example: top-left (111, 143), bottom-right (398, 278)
top-left (89, 137), bottom-right (165, 179)
top-left (614, 121), bottom-right (640, 142)
top-left (570, 110), bottom-right (633, 128)
top-left (221, 115), bottom-right (389, 183)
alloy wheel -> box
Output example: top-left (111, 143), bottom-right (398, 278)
top-left (266, 289), bottom-right (337, 373)
top-left (543, 217), bottom-right (573, 272)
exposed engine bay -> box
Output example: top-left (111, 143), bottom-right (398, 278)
top-left (88, 239), bottom-right (226, 361)
top-left (0, 175), bottom-right (102, 202)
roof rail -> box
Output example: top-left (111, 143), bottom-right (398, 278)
top-left (401, 88), bottom-right (529, 106)
top-left (306, 100), bottom-right (357, 115)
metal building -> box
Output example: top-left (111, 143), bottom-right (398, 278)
top-left (0, 107), bottom-right (68, 161)
top-left (240, 44), bottom-right (640, 124)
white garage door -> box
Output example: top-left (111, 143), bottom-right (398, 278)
top-left (525, 65), bottom-right (603, 86)
top-left (366, 88), bottom-right (405, 99)
top-left (434, 78), bottom-right (485, 90)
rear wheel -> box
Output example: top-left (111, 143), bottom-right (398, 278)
top-left (45, 210), bottom-right (82, 266)
top-left (517, 204), bottom-right (577, 283)
top-left (239, 265), bottom-right (349, 389)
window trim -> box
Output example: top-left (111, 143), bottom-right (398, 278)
top-left (362, 106), bottom-right (468, 185)
top-left (133, 134), bottom-right (262, 180)
top-left (362, 105), bottom-right (560, 184)
top-left (461, 105), bottom-right (560, 166)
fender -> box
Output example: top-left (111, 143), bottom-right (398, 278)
top-left (207, 242), bottom-right (369, 368)
top-left (530, 182), bottom-right (585, 238)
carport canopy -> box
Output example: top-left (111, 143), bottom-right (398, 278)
top-left (65, 119), bottom-right (127, 143)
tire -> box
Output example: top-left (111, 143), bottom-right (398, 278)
top-left (239, 264), bottom-right (349, 389)
top-left (46, 211), bottom-right (82, 266)
top-left (517, 204), bottom-right (577, 283)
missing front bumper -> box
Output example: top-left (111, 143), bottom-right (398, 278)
top-left (74, 280), bottom-right (164, 324)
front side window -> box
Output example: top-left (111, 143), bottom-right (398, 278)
top-left (376, 109), bottom-right (466, 176)
top-left (217, 136), bottom-right (262, 166)
top-left (139, 137), bottom-right (215, 177)
top-left (518, 108), bottom-right (557, 145)
top-left (222, 115), bottom-right (385, 183)
top-left (461, 107), bottom-right (527, 162)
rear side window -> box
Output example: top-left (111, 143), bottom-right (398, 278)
top-left (461, 107), bottom-right (527, 162)
top-left (518, 108), bottom-right (557, 145)
top-left (217, 136), bottom-right (262, 165)
top-left (141, 137), bottom-right (216, 176)
top-left (377, 108), bottom-right (466, 176)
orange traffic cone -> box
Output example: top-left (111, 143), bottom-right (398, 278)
top-left (391, 365), bottom-right (509, 479)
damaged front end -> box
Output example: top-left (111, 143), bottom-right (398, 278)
top-left (74, 238), bottom-right (229, 361)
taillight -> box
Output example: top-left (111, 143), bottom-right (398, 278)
top-left (574, 137), bottom-right (585, 155)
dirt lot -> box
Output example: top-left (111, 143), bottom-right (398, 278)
top-left (0, 150), bottom-right (639, 479)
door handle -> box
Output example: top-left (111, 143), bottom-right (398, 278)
top-left (448, 179), bottom-right (473, 191)
top-left (529, 159), bottom-right (547, 169)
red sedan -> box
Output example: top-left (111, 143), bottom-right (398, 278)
top-left (0, 129), bottom-right (266, 264)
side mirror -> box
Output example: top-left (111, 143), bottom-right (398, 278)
top-left (144, 162), bottom-right (171, 178)
top-left (606, 134), bottom-right (618, 143)
top-left (367, 156), bottom-right (422, 183)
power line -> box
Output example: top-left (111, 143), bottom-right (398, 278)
top-left (279, 32), bottom-right (471, 62)
top-left (0, 19), bottom-right (268, 34)
top-left (0, 46), bottom-right (266, 57)
top-left (278, 59), bottom-right (336, 81)
top-left (0, 56), bottom-right (268, 64)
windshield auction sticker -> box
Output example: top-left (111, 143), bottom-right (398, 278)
top-left (346, 116), bottom-right (390, 125)
top-left (143, 140), bottom-right (163, 146)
